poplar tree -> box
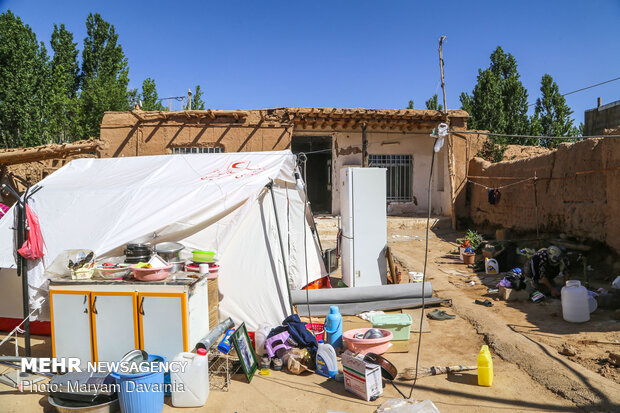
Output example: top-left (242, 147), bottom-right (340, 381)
top-left (80, 13), bottom-right (130, 138)
top-left (425, 94), bottom-right (443, 111)
top-left (530, 74), bottom-right (580, 147)
top-left (140, 78), bottom-right (165, 111)
top-left (0, 11), bottom-right (49, 147)
top-left (48, 23), bottom-right (80, 142)
top-left (460, 46), bottom-right (530, 144)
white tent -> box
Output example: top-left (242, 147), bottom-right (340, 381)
top-left (0, 151), bottom-right (325, 330)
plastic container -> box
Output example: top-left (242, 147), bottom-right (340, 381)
top-left (131, 264), bottom-right (172, 281)
top-left (218, 329), bottom-right (235, 353)
top-left (254, 323), bottom-right (271, 356)
top-left (369, 313), bottom-right (412, 341)
top-left (110, 354), bottom-right (165, 413)
top-left (485, 258), bottom-right (499, 274)
top-left (325, 305), bottom-right (343, 350)
top-left (561, 280), bottom-right (590, 323)
top-left (192, 250), bottom-right (216, 263)
top-left (342, 328), bottom-right (393, 354)
top-left (305, 323), bottom-right (325, 341)
top-left (316, 341), bottom-right (338, 378)
top-left (409, 272), bottom-right (423, 283)
top-left (171, 349), bottom-right (209, 407)
top-left (477, 345), bottom-right (493, 387)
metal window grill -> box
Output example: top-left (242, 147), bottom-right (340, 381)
top-left (368, 154), bottom-right (413, 202)
top-left (171, 147), bottom-right (223, 154)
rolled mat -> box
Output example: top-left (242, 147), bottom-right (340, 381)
top-left (295, 297), bottom-right (446, 317)
top-left (290, 282), bottom-right (433, 305)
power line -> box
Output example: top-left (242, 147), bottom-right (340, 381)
top-left (449, 130), bottom-right (620, 140)
top-left (528, 76), bottom-right (620, 107)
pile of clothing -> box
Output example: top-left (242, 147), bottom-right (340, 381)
top-left (260, 315), bottom-right (318, 374)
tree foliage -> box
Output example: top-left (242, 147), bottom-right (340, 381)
top-left (185, 85), bottom-right (205, 110)
top-left (530, 74), bottom-right (580, 147)
top-left (460, 46), bottom-right (530, 144)
top-left (79, 13), bottom-right (130, 138)
top-left (425, 94), bottom-right (443, 111)
top-left (407, 100), bottom-right (414, 109)
top-left (140, 78), bottom-right (165, 111)
top-left (0, 11), bottom-right (49, 148)
top-left (48, 23), bottom-right (80, 143)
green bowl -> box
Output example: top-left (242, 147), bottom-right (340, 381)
top-left (192, 250), bottom-right (216, 263)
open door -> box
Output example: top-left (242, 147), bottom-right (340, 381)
top-left (291, 136), bottom-right (332, 214)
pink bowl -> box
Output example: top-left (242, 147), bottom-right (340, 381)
top-left (131, 264), bottom-right (172, 281)
top-left (343, 328), bottom-right (393, 355)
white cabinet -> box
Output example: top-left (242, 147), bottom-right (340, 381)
top-left (49, 290), bottom-right (93, 368)
top-left (139, 293), bottom-right (188, 362)
top-left (49, 276), bottom-right (208, 365)
top-left (91, 292), bottom-right (139, 363)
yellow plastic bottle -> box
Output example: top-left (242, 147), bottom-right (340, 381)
top-left (477, 345), bottom-right (493, 387)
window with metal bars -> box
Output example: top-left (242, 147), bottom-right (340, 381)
top-left (170, 147), bottom-right (223, 154)
top-left (368, 154), bottom-right (413, 202)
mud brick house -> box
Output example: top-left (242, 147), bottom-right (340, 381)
top-left (99, 108), bottom-right (485, 222)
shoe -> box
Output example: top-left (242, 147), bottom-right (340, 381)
top-left (426, 309), bottom-right (456, 320)
top-left (271, 357), bottom-right (283, 371)
top-left (475, 299), bottom-right (494, 307)
top-left (260, 355), bottom-right (271, 370)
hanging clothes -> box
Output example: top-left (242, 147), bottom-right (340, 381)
top-left (0, 203), bottom-right (9, 220)
top-left (488, 189), bottom-right (501, 205)
top-left (17, 204), bottom-right (45, 260)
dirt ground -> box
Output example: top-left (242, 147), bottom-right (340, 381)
top-left (1, 218), bottom-right (619, 412)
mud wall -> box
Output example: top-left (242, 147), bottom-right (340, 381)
top-left (99, 112), bottom-right (292, 157)
top-left (468, 138), bottom-right (620, 253)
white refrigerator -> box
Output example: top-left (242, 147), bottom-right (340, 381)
top-left (340, 167), bottom-right (388, 287)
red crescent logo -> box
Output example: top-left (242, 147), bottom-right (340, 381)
top-left (231, 162), bottom-right (243, 169)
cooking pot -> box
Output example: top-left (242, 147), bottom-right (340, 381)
top-left (154, 242), bottom-right (184, 262)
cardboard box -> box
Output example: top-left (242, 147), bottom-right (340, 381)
top-left (499, 285), bottom-right (529, 302)
top-left (342, 351), bottom-right (383, 401)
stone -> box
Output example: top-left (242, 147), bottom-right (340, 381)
top-left (499, 285), bottom-right (529, 302)
top-left (559, 343), bottom-right (577, 357)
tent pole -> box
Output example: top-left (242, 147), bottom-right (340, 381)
top-left (266, 181), bottom-right (295, 316)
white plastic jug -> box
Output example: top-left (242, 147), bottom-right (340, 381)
top-left (255, 323), bottom-right (271, 357)
top-left (561, 280), bottom-right (590, 323)
top-left (485, 258), bottom-right (499, 274)
top-left (171, 349), bottom-right (209, 407)
top-left (316, 341), bottom-right (338, 378)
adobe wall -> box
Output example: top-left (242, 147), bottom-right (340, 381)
top-left (468, 138), bottom-right (620, 254)
top-left (99, 112), bottom-right (293, 157)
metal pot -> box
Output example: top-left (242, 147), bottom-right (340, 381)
top-left (48, 396), bottom-right (119, 413)
top-left (154, 242), bottom-right (184, 262)
top-left (169, 261), bottom-right (185, 274)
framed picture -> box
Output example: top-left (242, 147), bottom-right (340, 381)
top-left (231, 322), bottom-right (258, 383)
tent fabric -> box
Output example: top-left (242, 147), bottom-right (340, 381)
top-left (0, 151), bottom-right (325, 330)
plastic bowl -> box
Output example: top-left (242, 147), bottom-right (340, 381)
top-left (342, 328), bottom-right (393, 355)
top-left (131, 265), bottom-right (172, 281)
top-left (96, 264), bottom-right (132, 280)
top-left (192, 250), bottom-right (216, 263)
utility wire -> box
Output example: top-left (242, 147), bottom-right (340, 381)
top-left (527, 76), bottom-right (620, 107)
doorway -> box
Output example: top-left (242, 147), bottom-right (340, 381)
top-left (291, 136), bottom-right (332, 214)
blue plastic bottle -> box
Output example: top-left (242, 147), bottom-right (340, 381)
top-left (325, 305), bottom-right (343, 350)
top-left (218, 329), bottom-right (235, 353)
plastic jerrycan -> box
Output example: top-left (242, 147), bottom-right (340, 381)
top-left (171, 348), bottom-right (209, 407)
top-left (316, 341), bottom-right (338, 378)
top-left (325, 305), bottom-right (343, 350)
top-left (477, 345), bottom-right (493, 387)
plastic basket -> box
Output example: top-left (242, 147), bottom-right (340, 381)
top-left (369, 313), bottom-right (412, 341)
top-left (306, 323), bottom-right (325, 341)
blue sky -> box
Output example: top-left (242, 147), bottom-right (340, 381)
top-left (2, 0), bottom-right (619, 123)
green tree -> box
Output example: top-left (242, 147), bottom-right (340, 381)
top-left (0, 11), bottom-right (49, 147)
top-left (407, 100), bottom-right (414, 109)
top-left (530, 74), bottom-right (580, 148)
top-left (48, 23), bottom-right (80, 143)
top-left (184, 85), bottom-right (205, 110)
top-left (425, 94), bottom-right (443, 111)
top-left (140, 78), bottom-right (165, 111)
top-left (80, 13), bottom-right (130, 138)
top-left (460, 46), bottom-right (530, 145)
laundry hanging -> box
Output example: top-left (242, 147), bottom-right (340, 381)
top-left (17, 204), bottom-right (45, 260)
top-left (487, 188), bottom-right (501, 205)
